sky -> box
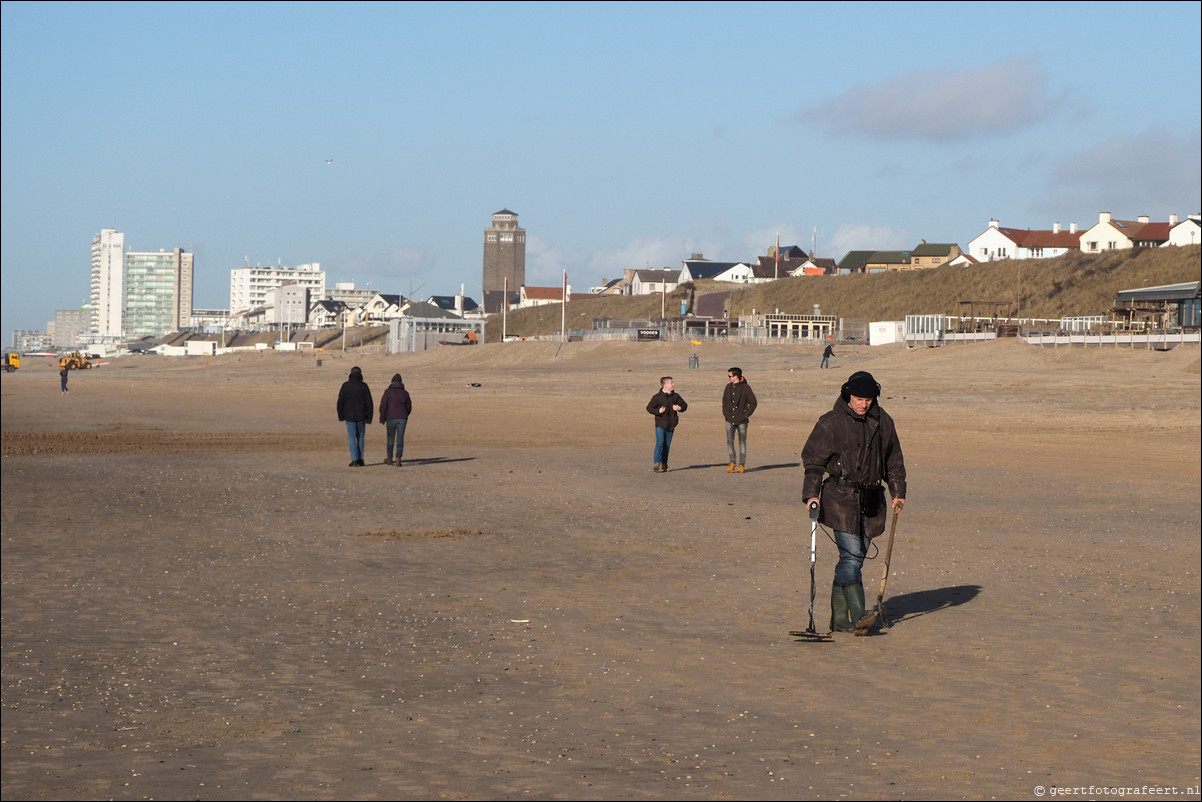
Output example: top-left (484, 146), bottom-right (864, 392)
top-left (2, 0), bottom-right (1200, 341)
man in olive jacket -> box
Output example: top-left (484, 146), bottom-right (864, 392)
top-left (722, 366), bottom-right (757, 472)
top-left (801, 371), bottom-right (906, 634)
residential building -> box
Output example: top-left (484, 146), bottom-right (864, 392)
top-left (836, 251), bottom-right (875, 274)
top-left (53, 307), bottom-right (90, 348)
top-left (124, 247), bottom-right (194, 339)
top-left (191, 308), bottom-right (231, 334)
top-left (90, 228), bottom-right (125, 337)
top-left (229, 262), bottom-right (325, 314)
top-left (679, 257), bottom-right (754, 284)
top-left (630, 269), bottom-right (678, 296)
top-left (968, 219), bottom-right (1082, 261)
top-left (519, 285), bottom-right (573, 308)
top-left (1079, 212), bottom-right (1173, 253)
top-left (909, 241), bottom-right (963, 270)
top-left (1168, 214), bottom-right (1201, 247)
top-left (326, 281), bottom-right (378, 308)
top-left (754, 244), bottom-right (816, 279)
top-left (11, 330), bottom-right (52, 351)
top-left (361, 293), bottom-right (404, 323)
top-left (309, 299), bottom-right (348, 328)
top-left (482, 209), bottom-right (526, 314)
top-left (264, 284), bottom-right (310, 326)
top-left (428, 290), bottom-right (481, 317)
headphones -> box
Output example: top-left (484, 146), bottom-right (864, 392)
top-left (840, 371), bottom-right (881, 402)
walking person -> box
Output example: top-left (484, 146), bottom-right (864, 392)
top-left (336, 365), bottom-right (373, 467)
top-left (647, 376), bottom-right (687, 473)
top-left (60, 364), bottom-right (69, 394)
top-left (722, 366), bottom-right (757, 472)
top-left (801, 371), bottom-right (906, 634)
top-left (821, 343), bottom-right (835, 369)
top-left (379, 372), bottom-right (412, 466)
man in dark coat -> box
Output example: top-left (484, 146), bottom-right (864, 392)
top-left (336, 366), bottom-right (373, 466)
top-left (801, 371), bottom-right (906, 634)
top-left (378, 373), bottom-right (412, 466)
top-left (646, 376), bottom-right (687, 473)
top-left (722, 366), bottom-right (757, 472)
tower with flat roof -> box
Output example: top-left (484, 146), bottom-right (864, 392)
top-left (482, 209), bottom-right (525, 314)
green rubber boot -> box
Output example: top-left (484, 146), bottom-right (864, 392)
top-left (830, 583), bottom-right (851, 631)
top-left (845, 581), bottom-right (870, 636)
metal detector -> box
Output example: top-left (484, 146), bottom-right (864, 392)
top-left (790, 500), bottom-right (833, 641)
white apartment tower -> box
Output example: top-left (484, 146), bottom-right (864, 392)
top-left (90, 229), bottom-right (125, 337)
top-left (229, 262), bottom-right (325, 314)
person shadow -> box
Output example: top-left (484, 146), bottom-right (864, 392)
top-left (870, 584), bottom-right (981, 632)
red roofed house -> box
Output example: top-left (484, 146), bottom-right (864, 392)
top-left (1078, 212), bottom-right (1179, 253)
top-left (967, 219), bottom-right (1083, 261)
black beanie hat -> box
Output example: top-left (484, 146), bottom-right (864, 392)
top-left (842, 371), bottom-right (880, 400)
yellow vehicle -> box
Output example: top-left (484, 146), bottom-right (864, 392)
top-left (58, 351), bottom-right (93, 370)
top-left (3, 353), bottom-right (19, 372)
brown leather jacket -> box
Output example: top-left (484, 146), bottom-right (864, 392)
top-left (801, 397), bottom-right (906, 538)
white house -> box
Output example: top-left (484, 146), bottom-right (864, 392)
top-left (1168, 214), bottom-right (1202, 247)
top-left (630, 269), bottom-right (679, 296)
top-left (1078, 212), bottom-right (1171, 253)
top-left (309, 299), bottom-right (349, 328)
top-left (967, 219), bottom-right (1082, 261)
top-left (679, 258), bottom-right (755, 284)
top-left (361, 293), bottom-right (404, 323)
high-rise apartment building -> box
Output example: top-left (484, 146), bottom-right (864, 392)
top-left (90, 229), bottom-right (125, 337)
top-left (53, 307), bottom-right (91, 349)
top-left (482, 209), bottom-right (525, 314)
top-left (229, 262), bottom-right (325, 314)
top-left (124, 248), bottom-right (194, 339)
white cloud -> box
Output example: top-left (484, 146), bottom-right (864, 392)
top-left (802, 56), bottom-right (1054, 141)
top-left (1043, 126), bottom-right (1202, 216)
top-left (826, 223), bottom-right (912, 256)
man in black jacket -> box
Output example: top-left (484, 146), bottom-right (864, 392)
top-left (722, 366), bottom-right (757, 473)
top-left (336, 366), bottom-right (373, 466)
top-left (647, 376), bottom-right (687, 473)
top-left (801, 371), bottom-right (906, 633)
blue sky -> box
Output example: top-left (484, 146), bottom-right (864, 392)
top-left (3, 0), bottom-right (1200, 340)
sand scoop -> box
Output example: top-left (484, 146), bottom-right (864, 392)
top-left (790, 501), bottom-right (833, 642)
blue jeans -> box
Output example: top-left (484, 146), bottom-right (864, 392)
top-left (653, 427), bottom-right (674, 465)
top-left (725, 420), bottom-right (748, 465)
top-left (833, 523), bottom-right (868, 586)
top-left (385, 418), bottom-right (408, 459)
top-left (345, 420), bottom-right (366, 462)
top-left (821, 356), bottom-right (830, 369)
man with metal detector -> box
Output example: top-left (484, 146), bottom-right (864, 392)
top-left (801, 371), bottom-right (906, 635)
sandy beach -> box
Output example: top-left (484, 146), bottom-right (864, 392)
top-left (2, 339), bottom-right (1200, 801)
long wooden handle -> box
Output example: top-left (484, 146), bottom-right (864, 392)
top-left (876, 508), bottom-right (899, 627)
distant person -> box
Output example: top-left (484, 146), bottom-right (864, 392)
top-left (336, 365), bottom-right (373, 467)
top-left (801, 371), bottom-right (906, 634)
top-left (60, 365), bottom-right (69, 394)
top-left (722, 366), bottom-right (757, 473)
top-left (378, 372), bottom-right (412, 466)
top-left (647, 376), bottom-right (687, 473)
top-left (821, 343), bottom-right (835, 369)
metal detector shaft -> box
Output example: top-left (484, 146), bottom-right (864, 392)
top-left (807, 501), bottom-right (819, 632)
